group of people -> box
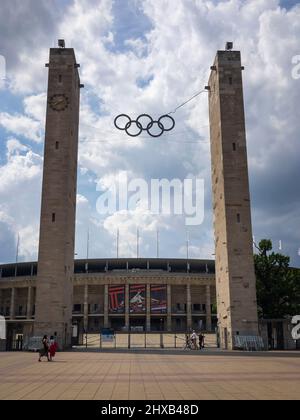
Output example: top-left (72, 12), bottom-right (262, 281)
top-left (184, 331), bottom-right (205, 350)
top-left (38, 335), bottom-right (58, 362)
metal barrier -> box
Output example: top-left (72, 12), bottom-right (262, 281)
top-left (234, 335), bottom-right (265, 351)
top-left (73, 332), bottom-right (218, 350)
top-left (24, 336), bottom-right (43, 352)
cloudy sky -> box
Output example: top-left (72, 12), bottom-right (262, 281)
top-left (0, 0), bottom-right (299, 267)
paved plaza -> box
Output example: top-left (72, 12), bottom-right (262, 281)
top-left (0, 350), bottom-right (299, 400)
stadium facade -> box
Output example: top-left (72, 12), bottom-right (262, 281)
top-left (0, 258), bottom-right (217, 341)
top-left (0, 258), bottom-right (297, 351)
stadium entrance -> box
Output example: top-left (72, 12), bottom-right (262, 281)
top-left (73, 330), bottom-right (217, 351)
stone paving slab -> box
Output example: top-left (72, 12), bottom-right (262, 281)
top-left (0, 351), bottom-right (299, 400)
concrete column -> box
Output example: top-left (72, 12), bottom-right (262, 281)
top-left (146, 284), bottom-right (151, 332)
top-left (187, 284), bottom-right (192, 331)
top-left (125, 284), bottom-right (130, 331)
top-left (206, 285), bottom-right (212, 332)
top-left (83, 283), bottom-right (89, 332)
top-left (26, 286), bottom-right (32, 319)
top-left (208, 50), bottom-right (259, 348)
top-left (10, 287), bottom-right (15, 319)
top-left (167, 284), bottom-right (172, 332)
top-left (104, 284), bottom-right (109, 328)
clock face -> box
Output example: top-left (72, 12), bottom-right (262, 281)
top-left (49, 94), bottom-right (69, 111)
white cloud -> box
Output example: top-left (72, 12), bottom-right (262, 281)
top-left (18, 224), bottom-right (39, 262)
top-left (0, 0), bottom-right (60, 94)
top-left (8, 50), bottom-right (49, 95)
top-left (76, 194), bottom-right (91, 228)
top-left (179, 244), bottom-right (214, 261)
top-left (125, 38), bottom-right (148, 58)
top-left (23, 93), bottom-right (47, 124)
top-left (0, 145), bottom-right (42, 192)
top-left (6, 138), bottom-right (29, 156)
top-left (0, 112), bottom-right (43, 143)
top-left (0, 140), bottom-right (42, 261)
top-left (77, 194), bottom-right (89, 206)
top-left (102, 205), bottom-right (168, 258)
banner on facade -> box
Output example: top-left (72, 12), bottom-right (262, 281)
top-left (129, 284), bottom-right (146, 313)
top-left (109, 286), bottom-right (125, 313)
top-left (151, 285), bottom-right (167, 313)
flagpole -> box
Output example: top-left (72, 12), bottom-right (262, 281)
top-left (186, 230), bottom-right (190, 273)
top-left (15, 233), bottom-right (20, 277)
top-left (137, 228), bottom-right (139, 259)
top-left (186, 230), bottom-right (189, 261)
top-left (85, 228), bottom-right (89, 273)
top-left (117, 229), bottom-right (119, 259)
top-left (86, 228), bottom-right (90, 260)
top-left (156, 229), bottom-right (159, 259)
top-left (16, 233), bottom-right (20, 264)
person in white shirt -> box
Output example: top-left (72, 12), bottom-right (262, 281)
top-left (191, 331), bottom-right (197, 350)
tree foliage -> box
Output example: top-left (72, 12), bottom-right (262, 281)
top-left (254, 240), bottom-right (300, 319)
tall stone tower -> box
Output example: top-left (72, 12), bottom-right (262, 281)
top-left (208, 49), bottom-right (259, 350)
top-left (34, 42), bottom-right (81, 348)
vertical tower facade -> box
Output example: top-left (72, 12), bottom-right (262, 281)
top-left (34, 45), bottom-right (81, 348)
top-left (208, 50), bottom-right (259, 350)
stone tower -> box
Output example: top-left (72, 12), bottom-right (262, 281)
top-left (208, 49), bottom-right (259, 350)
top-left (34, 43), bottom-right (81, 348)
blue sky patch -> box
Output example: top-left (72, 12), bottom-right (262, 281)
top-left (136, 74), bottom-right (154, 89)
top-left (110, 0), bottom-right (152, 53)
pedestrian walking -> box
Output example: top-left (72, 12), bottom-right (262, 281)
top-left (184, 334), bottom-right (191, 350)
top-left (49, 336), bottom-right (58, 361)
top-left (191, 330), bottom-right (198, 350)
top-left (199, 332), bottom-right (205, 349)
top-left (38, 335), bottom-right (50, 362)
top-left (198, 333), bottom-right (202, 350)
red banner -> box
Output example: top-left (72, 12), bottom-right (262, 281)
top-left (109, 286), bottom-right (125, 314)
top-left (151, 285), bottom-right (167, 313)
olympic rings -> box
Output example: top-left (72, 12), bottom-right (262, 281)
top-left (114, 113), bottom-right (175, 138)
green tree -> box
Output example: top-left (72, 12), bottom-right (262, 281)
top-left (254, 240), bottom-right (300, 319)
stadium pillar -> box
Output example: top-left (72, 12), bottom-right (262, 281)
top-left (83, 283), bottom-right (88, 332)
top-left (10, 288), bottom-right (15, 320)
top-left (167, 284), bottom-right (172, 332)
top-left (187, 284), bottom-right (192, 330)
top-left (208, 49), bottom-right (259, 349)
top-left (104, 285), bottom-right (109, 328)
top-left (125, 284), bottom-right (129, 331)
top-left (206, 285), bottom-right (212, 332)
top-left (146, 284), bottom-right (151, 332)
top-left (26, 286), bottom-right (32, 319)
top-left (34, 45), bottom-right (81, 348)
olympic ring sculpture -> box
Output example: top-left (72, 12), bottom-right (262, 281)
top-left (114, 114), bottom-right (175, 138)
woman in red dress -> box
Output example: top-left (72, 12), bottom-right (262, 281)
top-left (49, 336), bottom-right (58, 361)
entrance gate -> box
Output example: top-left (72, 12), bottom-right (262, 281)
top-left (73, 332), bottom-right (217, 350)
